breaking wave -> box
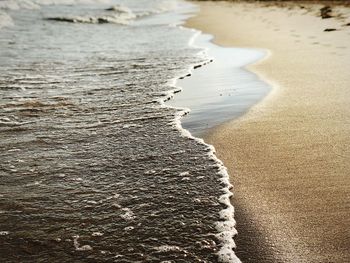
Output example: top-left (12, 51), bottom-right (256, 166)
top-left (45, 14), bottom-right (133, 25)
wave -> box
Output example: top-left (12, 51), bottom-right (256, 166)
top-left (45, 14), bottom-right (132, 25)
top-left (105, 4), bottom-right (132, 14)
top-left (0, 0), bottom-right (178, 29)
top-left (0, 0), bottom-right (117, 28)
top-left (44, 3), bottom-right (143, 25)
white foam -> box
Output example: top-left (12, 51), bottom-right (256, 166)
top-left (105, 193), bottom-right (120, 200)
top-left (112, 203), bottom-right (121, 209)
top-left (106, 4), bottom-right (132, 14)
top-left (164, 83), bottom-right (241, 263)
top-left (73, 235), bottom-right (93, 251)
top-left (120, 208), bottom-right (136, 220)
top-left (160, 8), bottom-right (241, 262)
top-left (7, 148), bottom-right (21, 152)
top-left (193, 198), bottom-right (201, 203)
top-left (174, 111), bottom-right (241, 263)
top-left (0, 231), bottom-right (9, 236)
top-left (155, 245), bottom-right (182, 252)
top-left (25, 180), bottom-right (42, 187)
top-left (72, 177), bottom-right (83, 182)
top-left (122, 124), bottom-right (142, 129)
top-left (92, 232), bottom-right (103, 237)
top-left (45, 14), bottom-right (133, 25)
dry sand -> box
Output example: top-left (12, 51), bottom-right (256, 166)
top-left (186, 1), bottom-right (350, 262)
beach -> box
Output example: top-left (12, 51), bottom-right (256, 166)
top-left (186, 1), bottom-right (350, 262)
top-left (1, 0), bottom-right (349, 261)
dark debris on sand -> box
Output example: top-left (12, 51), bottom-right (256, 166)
top-left (320, 5), bottom-right (333, 18)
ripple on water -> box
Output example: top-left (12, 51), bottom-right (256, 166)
top-left (0, 0), bottom-right (240, 262)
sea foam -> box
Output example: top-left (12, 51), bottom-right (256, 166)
top-left (162, 25), bottom-right (241, 263)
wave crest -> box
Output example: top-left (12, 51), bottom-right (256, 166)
top-left (45, 14), bottom-right (131, 25)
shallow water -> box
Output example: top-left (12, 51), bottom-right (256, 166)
top-left (0, 0), bottom-right (239, 262)
top-left (168, 34), bottom-right (270, 136)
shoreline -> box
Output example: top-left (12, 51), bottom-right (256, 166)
top-left (168, 31), bottom-right (270, 136)
top-left (185, 1), bottom-right (350, 262)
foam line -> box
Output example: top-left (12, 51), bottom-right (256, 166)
top-left (160, 15), bottom-right (241, 262)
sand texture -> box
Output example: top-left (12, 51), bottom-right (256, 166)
top-left (186, 2), bottom-right (350, 262)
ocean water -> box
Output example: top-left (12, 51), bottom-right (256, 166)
top-left (0, 0), bottom-right (239, 262)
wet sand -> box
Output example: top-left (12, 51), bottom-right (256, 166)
top-left (186, 1), bottom-right (350, 262)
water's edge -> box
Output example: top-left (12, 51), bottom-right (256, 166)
top-left (0, 0), bottom-right (273, 262)
top-left (168, 29), bottom-right (270, 137)
top-left (168, 11), bottom-right (273, 261)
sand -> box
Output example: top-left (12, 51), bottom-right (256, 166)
top-left (185, 1), bottom-right (350, 262)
